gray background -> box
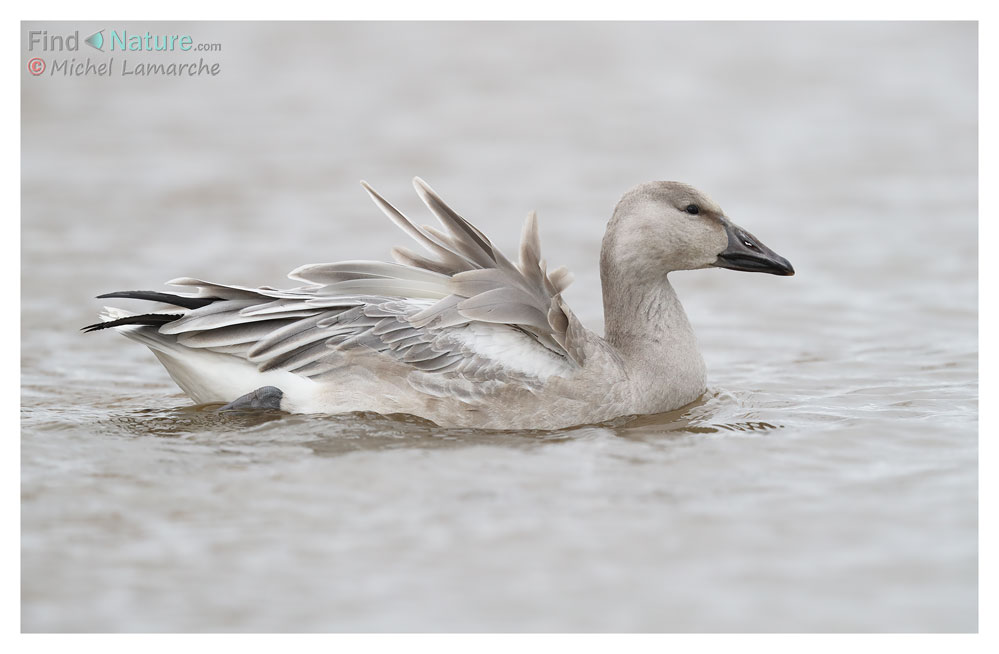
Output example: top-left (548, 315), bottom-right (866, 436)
top-left (22, 22), bottom-right (977, 631)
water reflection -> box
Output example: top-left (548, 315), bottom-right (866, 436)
top-left (102, 403), bottom-right (286, 438)
top-left (96, 388), bottom-right (783, 458)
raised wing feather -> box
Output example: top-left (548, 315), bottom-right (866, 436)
top-left (97, 178), bottom-right (586, 399)
top-left (364, 178), bottom-right (586, 363)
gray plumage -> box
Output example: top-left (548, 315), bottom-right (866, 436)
top-left (87, 178), bottom-right (793, 429)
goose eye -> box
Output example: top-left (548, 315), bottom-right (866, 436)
top-left (685, 204), bottom-right (700, 215)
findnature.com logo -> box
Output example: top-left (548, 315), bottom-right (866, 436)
top-left (26, 28), bottom-right (223, 77)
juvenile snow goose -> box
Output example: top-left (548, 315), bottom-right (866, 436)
top-left (85, 178), bottom-right (793, 429)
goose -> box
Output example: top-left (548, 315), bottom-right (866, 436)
top-left (84, 178), bottom-right (793, 430)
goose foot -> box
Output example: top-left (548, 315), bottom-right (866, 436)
top-left (219, 386), bottom-right (284, 411)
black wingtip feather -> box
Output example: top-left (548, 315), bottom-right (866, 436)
top-left (81, 313), bottom-right (184, 333)
top-left (95, 290), bottom-right (219, 310)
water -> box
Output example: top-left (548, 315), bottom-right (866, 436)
top-left (21, 22), bottom-right (977, 631)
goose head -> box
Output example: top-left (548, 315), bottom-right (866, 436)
top-left (601, 181), bottom-right (794, 277)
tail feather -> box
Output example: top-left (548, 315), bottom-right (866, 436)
top-left (81, 313), bottom-right (183, 333)
top-left (96, 290), bottom-right (219, 310)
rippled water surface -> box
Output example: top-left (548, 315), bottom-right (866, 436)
top-left (21, 22), bottom-right (977, 631)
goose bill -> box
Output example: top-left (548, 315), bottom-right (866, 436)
top-left (713, 218), bottom-right (795, 276)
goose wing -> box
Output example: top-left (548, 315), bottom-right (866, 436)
top-left (96, 178), bottom-right (588, 394)
top-left (356, 177), bottom-right (586, 365)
